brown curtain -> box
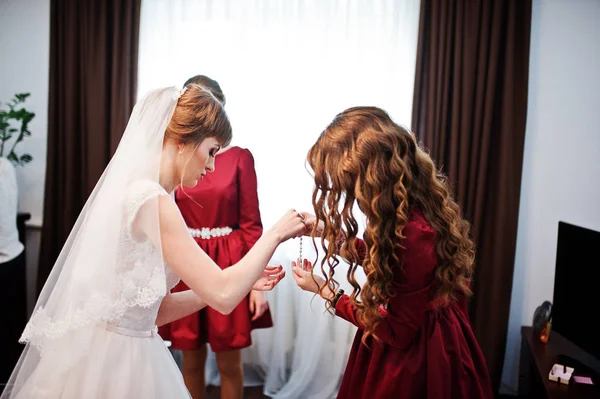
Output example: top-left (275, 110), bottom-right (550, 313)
top-left (38, 0), bottom-right (141, 293)
top-left (412, 0), bottom-right (532, 393)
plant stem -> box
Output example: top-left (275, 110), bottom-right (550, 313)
top-left (8, 132), bottom-right (22, 155)
top-left (0, 132), bottom-right (5, 157)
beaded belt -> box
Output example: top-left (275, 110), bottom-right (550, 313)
top-left (188, 226), bottom-right (234, 239)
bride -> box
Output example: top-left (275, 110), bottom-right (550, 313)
top-left (1, 85), bottom-right (305, 398)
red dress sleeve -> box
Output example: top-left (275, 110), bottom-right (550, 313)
top-left (236, 149), bottom-right (263, 250)
top-left (334, 283), bottom-right (432, 349)
top-left (354, 238), bottom-right (368, 265)
top-left (334, 214), bottom-right (437, 349)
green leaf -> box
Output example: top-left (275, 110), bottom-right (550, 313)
top-left (15, 93), bottom-right (30, 102)
top-left (0, 92), bottom-right (35, 167)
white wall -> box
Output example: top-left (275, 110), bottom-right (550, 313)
top-left (501, 0), bottom-right (600, 393)
top-left (0, 0), bottom-right (50, 313)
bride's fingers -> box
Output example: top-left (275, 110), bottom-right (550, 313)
top-left (277, 270), bottom-right (286, 281)
top-left (264, 265), bottom-right (283, 273)
top-left (271, 270), bottom-right (285, 280)
top-left (263, 267), bottom-right (284, 277)
top-left (262, 270), bottom-right (285, 286)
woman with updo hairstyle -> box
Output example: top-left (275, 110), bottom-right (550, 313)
top-left (159, 75), bottom-right (273, 399)
top-left (2, 84), bottom-right (302, 399)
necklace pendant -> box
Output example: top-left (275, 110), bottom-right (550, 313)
top-left (298, 237), bottom-right (303, 270)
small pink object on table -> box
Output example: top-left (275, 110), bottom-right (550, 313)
top-left (573, 375), bottom-right (594, 385)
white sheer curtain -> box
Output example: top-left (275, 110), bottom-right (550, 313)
top-left (139, 1), bottom-right (421, 397)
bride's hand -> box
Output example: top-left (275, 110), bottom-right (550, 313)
top-left (269, 209), bottom-right (306, 243)
top-left (252, 265), bottom-right (286, 291)
top-left (300, 212), bottom-right (324, 237)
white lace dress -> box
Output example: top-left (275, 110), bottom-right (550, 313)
top-left (14, 181), bottom-right (191, 398)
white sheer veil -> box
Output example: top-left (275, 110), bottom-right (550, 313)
top-left (1, 86), bottom-right (181, 398)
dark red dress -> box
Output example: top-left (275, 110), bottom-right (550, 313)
top-left (159, 146), bottom-right (273, 352)
top-left (334, 209), bottom-right (493, 399)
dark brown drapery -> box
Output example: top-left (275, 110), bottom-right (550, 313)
top-left (412, 0), bottom-right (532, 392)
top-left (38, 0), bottom-right (141, 293)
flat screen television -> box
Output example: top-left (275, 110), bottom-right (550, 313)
top-left (552, 221), bottom-right (600, 365)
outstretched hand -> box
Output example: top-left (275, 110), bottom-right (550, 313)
top-left (252, 265), bottom-right (286, 291)
top-left (291, 259), bottom-right (325, 294)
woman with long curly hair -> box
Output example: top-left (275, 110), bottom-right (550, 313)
top-left (292, 106), bottom-right (493, 398)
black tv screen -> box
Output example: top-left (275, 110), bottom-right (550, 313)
top-left (552, 221), bottom-right (600, 362)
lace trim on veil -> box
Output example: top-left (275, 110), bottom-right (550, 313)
top-left (21, 181), bottom-right (170, 353)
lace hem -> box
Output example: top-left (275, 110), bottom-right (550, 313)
top-left (20, 285), bottom-right (165, 351)
top-left (19, 180), bottom-right (172, 361)
top-left (21, 253), bottom-right (167, 350)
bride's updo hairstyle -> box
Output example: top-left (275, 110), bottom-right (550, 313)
top-left (165, 83), bottom-right (232, 149)
top-left (184, 75), bottom-right (226, 106)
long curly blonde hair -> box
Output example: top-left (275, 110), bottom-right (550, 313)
top-left (307, 106), bottom-right (474, 344)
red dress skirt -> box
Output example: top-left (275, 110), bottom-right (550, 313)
top-left (334, 209), bottom-right (493, 398)
top-left (159, 147), bottom-right (273, 352)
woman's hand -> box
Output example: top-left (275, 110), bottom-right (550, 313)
top-left (291, 259), bottom-right (325, 294)
top-left (300, 212), bottom-right (324, 237)
top-left (252, 265), bottom-right (285, 291)
top-left (268, 209), bottom-right (306, 243)
top-left (249, 290), bottom-right (269, 321)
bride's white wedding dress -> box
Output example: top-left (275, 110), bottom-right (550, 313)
top-left (2, 87), bottom-right (194, 399)
top-left (13, 181), bottom-right (190, 398)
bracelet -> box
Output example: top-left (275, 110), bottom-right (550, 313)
top-left (331, 289), bottom-right (345, 308)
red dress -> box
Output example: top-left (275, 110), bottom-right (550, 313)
top-left (159, 146), bottom-right (273, 352)
top-left (334, 209), bottom-right (493, 399)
